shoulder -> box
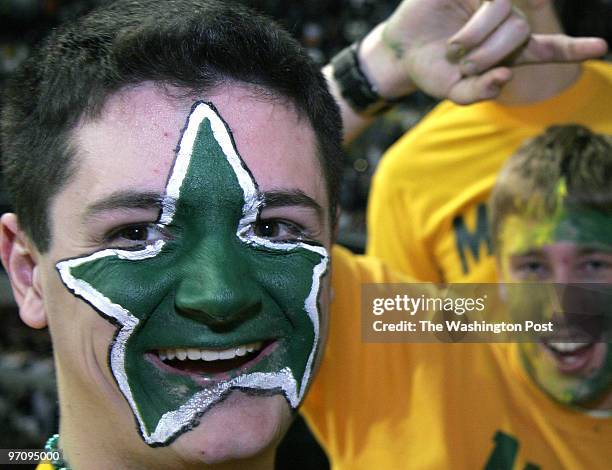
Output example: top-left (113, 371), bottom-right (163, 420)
top-left (332, 245), bottom-right (411, 286)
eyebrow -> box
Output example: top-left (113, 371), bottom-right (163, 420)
top-left (578, 245), bottom-right (612, 255)
top-left (510, 250), bottom-right (543, 257)
top-left (83, 190), bottom-right (166, 222)
top-left (512, 245), bottom-right (612, 257)
top-left (83, 189), bottom-right (323, 222)
top-left (261, 189), bottom-right (324, 221)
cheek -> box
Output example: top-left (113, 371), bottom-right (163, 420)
top-left (40, 260), bottom-right (117, 385)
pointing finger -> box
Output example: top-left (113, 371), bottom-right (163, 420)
top-left (515, 35), bottom-right (608, 65)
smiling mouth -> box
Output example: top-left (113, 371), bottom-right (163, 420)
top-left (148, 341), bottom-right (276, 377)
top-left (537, 308), bottom-right (610, 374)
top-left (541, 340), bottom-right (599, 374)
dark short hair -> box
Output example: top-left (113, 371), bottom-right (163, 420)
top-left (1, 0), bottom-right (343, 252)
top-left (490, 125), bottom-right (612, 244)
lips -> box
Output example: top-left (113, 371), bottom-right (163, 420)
top-left (147, 340), bottom-right (277, 379)
top-left (541, 340), bottom-right (605, 374)
top-left (537, 305), bottom-right (610, 374)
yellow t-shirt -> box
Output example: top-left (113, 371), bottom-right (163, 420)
top-left (304, 246), bottom-right (612, 469)
top-left (366, 60), bottom-right (612, 282)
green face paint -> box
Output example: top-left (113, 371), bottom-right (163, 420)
top-left (56, 102), bottom-right (328, 445)
top-left (500, 210), bottom-right (612, 259)
top-left (499, 181), bottom-right (612, 408)
top-left (520, 338), bottom-right (612, 407)
top-left (553, 209), bottom-right (612, 248)
top-left (500, 180), bottom-right (612, 259)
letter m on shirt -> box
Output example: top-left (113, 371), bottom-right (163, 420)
top-left (453, 203), bottom-right (493, 275)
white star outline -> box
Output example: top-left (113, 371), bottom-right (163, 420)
top-left (56, 102), bottom-right (329, 445)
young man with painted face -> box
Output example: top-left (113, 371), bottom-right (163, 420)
top-left (303, 125), bottom-right (612, 468)
top-left (1, 1), bottom-right (342, 467)
top-left (0, 0), bottom-right (604, 468)
top-left (490, 125), bottom-right (612, 410)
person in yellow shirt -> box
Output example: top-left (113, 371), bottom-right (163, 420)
top-left (367, 0), bottom-right (612, 283)
top-left (304, 125), bottom-right (612, 469)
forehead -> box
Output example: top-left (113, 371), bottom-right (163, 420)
top-left (60, 83), bottom-right (326, 214)
top-left (499, 210), bottom-right (612, 254)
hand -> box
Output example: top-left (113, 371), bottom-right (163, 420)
top-left (359, 0), bottom-right (607, 104)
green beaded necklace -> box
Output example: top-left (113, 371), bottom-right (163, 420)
top-left (44, 434), bottom-right (71, 470)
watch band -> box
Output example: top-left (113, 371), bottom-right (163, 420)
top-left (331, 42), bottom-right (403, 117)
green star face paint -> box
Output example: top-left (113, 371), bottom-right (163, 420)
top-left (56, 102), bottom-right (329, 445)
top-left (499, 182), bottom-right (612, 408)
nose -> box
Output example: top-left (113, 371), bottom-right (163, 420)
top-left (552, 265), bottom-right (572, 284)
top-left (174, 241), bottom-right (261, 328)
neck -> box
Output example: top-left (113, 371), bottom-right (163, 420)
top-left (495, 1), bottom-right (582, 105)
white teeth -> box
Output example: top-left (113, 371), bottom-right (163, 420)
top-left (202, 350), bottom-right (219, 361)
top-left (159, 342), bottom-right (263, 362)
top-left (219, 349), bottom-right (235, 360)
top-left (176, 350), bottom-right (187, 360)
top-left (187, 348), bottom-right (201, 360)
top-left (547, 342), bottom-right (590, 353)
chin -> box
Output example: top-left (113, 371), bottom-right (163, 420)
top-left (170, 391), bottom-right (291, 465)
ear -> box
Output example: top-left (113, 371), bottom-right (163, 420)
top-left (0, 213), bottom-right (47, 329)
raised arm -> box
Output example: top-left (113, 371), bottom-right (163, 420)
top-left (324, 0), bottom-right (608, 142)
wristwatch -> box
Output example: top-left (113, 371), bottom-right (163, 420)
top-left (331, 42), bottom-right (403, 117)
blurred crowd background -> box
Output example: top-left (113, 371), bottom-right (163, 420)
top-left (1, 1), bottom-right (611, 468)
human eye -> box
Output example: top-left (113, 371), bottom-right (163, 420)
top-left (577, 254), bottom-right (612, 280)
top-left (511, 257), bottom-right (549, 281)
top-left (104, 223), bottom-right (170, 249)
top-left (248, 218), bottom-right (311, 243)
top-left (584, 259), bottom-right (610, 270)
